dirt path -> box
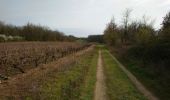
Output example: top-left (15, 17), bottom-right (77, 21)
top-left (107, 50), bottom-right (159, 100)
top-left (94, 50), bottom-right (107, 100)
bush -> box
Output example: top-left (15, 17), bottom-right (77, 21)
top-left (128, 42), bottom-right (170, 65)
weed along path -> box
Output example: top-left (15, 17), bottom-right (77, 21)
top-left (106, 50), bottom-right (159, 100)
top-left (94, 50), bottom-right (107, 100)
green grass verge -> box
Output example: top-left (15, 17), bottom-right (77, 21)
top-left (25, 48), bottom-right (98, 100)
top-left (80, 49), bottom-right (98, 100)
top-left (119, 58), bottom-right (170, 100)
top-left (111, 47), bottom-right (170, 100)
top-left (102, 49), bottom-right (147, 100)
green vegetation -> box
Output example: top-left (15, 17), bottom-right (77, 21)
top-left (103, 9), bottom-right (170, 99)
top-left (102, 49), bottom-right (146, 100)
top-left (80, 49), bottom-right (98, 100)
top-left (25, 48), bottom-right (98, 100)
top-left (0, 34), bottom-right (24, 42)
top-left (115, 54), bottom-right (170, 100)
top-left (87, 35), bottom-right (104, 43)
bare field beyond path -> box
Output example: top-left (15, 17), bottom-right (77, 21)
top-left (0, 42), bottom-right (94, 99)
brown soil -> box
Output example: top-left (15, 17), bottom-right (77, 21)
top-left (0, 45), bottom-right (94, 99)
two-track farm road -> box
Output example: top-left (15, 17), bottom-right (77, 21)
top-left (94, 49), bottom-right (158, 100)
top-left (94, 50), bottom-right (107, 100)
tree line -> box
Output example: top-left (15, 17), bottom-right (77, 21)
top-left (87, 35), bottom-right (104, 43)
top-left (0, 22), bottom-right (76, 42)
top-left (104, 9), bottom-right (170, 66)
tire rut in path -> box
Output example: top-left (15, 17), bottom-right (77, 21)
top-left (94, 50), bottom-right (107, 100)
top-left (107, 50), bottom-right (159, 100)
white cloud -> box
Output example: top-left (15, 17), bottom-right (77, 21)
top-left (159, 0), bottom-right (170, 7)
top-left (0, 0), bottom-right (169, 37)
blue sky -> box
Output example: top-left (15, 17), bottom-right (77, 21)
top-left (0, 0), bottom-right (170, 37)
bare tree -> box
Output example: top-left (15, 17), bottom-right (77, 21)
top-left (122, 8), bottom-right (132, 44)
